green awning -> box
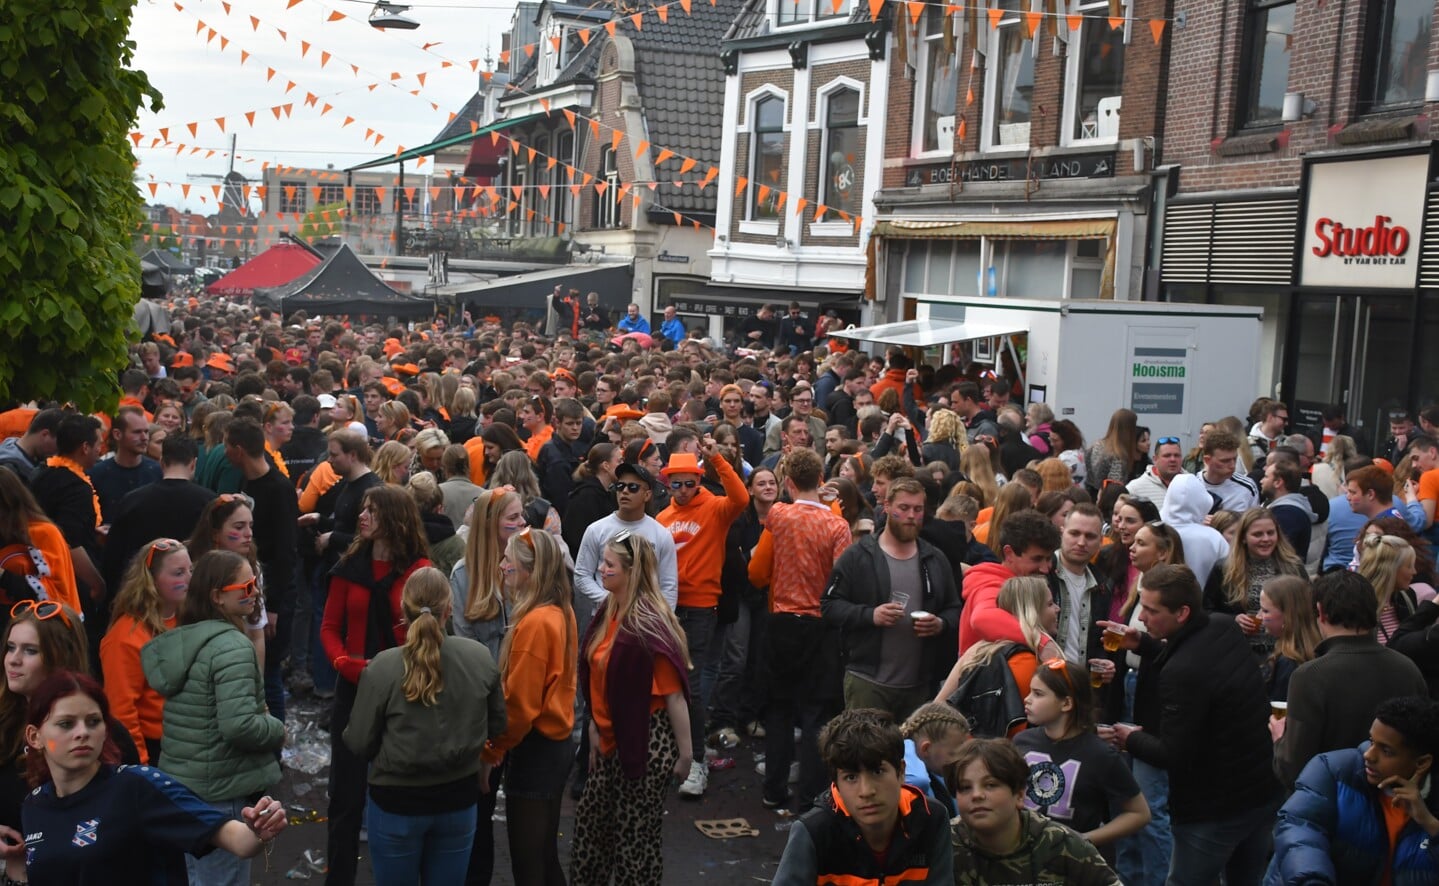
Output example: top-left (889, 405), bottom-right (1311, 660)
top-left (345, 112), bottom-right (545, 172)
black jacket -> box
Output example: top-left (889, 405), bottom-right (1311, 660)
top-left (821, 534), bottom-right (961, 693)
top-left (280, 425), bottom-right (328, 488)
top-left (1127, 608), bottom-right (1278, 823)
top-left (560, 475), bottom-right (616, 559)
top-left (1390, 600), bottom-right (1439, 699)
top-left (537, 436), bottom-right (586, 518)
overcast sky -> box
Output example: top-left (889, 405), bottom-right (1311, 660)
top-left (129, 0), bottom-right (518, 213)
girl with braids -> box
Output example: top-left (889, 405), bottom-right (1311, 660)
top-left (141, 550), bottom-right (283, 886)
top-left (100, 538), bottom-right (190, 764)
top-left (570, 532), bottom-right (692, 886)
top-left (1014, 659), bottom-right (1150, 866)
top-left (482, 528), bottom-right (578, 886)
top-left (320, 485), bottom-right (431, 886)
top-left (344, 567), bottom-right (504, 885)
top-left (899, 702), bottom-right (971, 816)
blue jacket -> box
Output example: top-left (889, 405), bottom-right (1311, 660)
top-left (659, 316), bottom-right (685, 345)
top-left (617, 314), bottom-right (650, 335)
top-left (1268, 746), bottom-right (1439, 886)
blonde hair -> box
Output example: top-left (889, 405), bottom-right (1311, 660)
top-left (111, 539), bottom-right (185, 639)
top-left (996, 575), bottom-right (1054, 654)
top-left (399, 567), bottom-right (451, 705)
top-left (900, 702), bottom-right (970, 743)
top-left (1324, 435), bottom-right (1357, 480)
top-left (461, 489), bottom-right (518, 623)
top-left (372, 440), bottom-right (412, 484)
top-left (960, 444), bottom-right (999, 504)
top-left (1262, 575), bottom-right (1321, 668)
top-left (1358, 533), bottom-right (1416, 618)
top-left (497, 529), bottom-right (576, 675)
top-left (926, 409), bottom-right (965, 447)
top-left (584, 533), bottom-right (691, 669)
top-left (1223, 508), bottom-right (1306, 609)
top-left (1035, 458), bottom-right (1072, 493)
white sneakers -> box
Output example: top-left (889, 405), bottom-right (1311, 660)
top-left (678, 760), bottom-right (708, 798)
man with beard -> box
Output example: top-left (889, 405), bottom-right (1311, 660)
top-left (822, 478), bottom-right (961, 722)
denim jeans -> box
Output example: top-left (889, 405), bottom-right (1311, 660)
top-left (1116, 756), bottom-right (1172, 886)
top-left (1166, 798), bottom-right (1278, 886)
top-left (185, 797), bottom-right (250, 886)
top-left (309, 562), bottom-right (336, 695)
top-left (675, 605), bottom-right (717, 753)
top-left (366, 798), bottom-right (476, 886)
top-left (710, 594), bottom-right (767, 730)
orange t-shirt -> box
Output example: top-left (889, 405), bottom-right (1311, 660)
top-left (1379, 793), bottom-right (1410, 886)
top-left (99, 613), bottom-right (177, 763)
top-left (589, 615), bottom-right (683, 756)
top-left (299, 460), bottom-right (339, 514)
top-left (523, 425), bottom-right (554, 462)
top-left (483, 605), bottom-right (578, 764)
top-left (0, 521), bottom-right (82, 614)
top-left (1416, 469), bottom-right (1439, 510)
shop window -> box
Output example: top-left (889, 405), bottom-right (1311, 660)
top-left (1063, 1), bottom-right (1126, 146)
top-left (597, 147), bottom-right (622, 229)
top-left (1361, 0), bottom-right (1432, 112)
top-left (1237, 0), bottom-right (1295, 129)
top-left (749, 95), bottom-right (786, 220)
top-left (913, 8), bottom-right (960, 155)
top-left (1001, 240), bottom-right (1068, 297)
top-left (901, 240), bottom-right (982, 297)
top-left (821, 88), bottom-right (862, 216)
top-left (983, 0), bottom-right (1035, 151)
top-left (777, 0), bottom-right (851, 27)
top-left (1070, 239), bottom-right (1104, 298)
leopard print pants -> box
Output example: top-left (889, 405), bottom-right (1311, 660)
top-left (570, 709), bottom-right (679, 885)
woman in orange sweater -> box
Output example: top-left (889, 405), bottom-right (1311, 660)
top-left (482, 527), bottom-right (577, 886)
top-left (99, 537), bottom-right (191, 763)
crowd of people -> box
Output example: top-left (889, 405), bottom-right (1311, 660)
top-left (0, 292), bottom-right (1437, 885)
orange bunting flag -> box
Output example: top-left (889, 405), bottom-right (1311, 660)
top-left (657, 6), bottom-right (668, 22)
top-left (205, 28), bottom-right (216, 43)
top-left (957, 117), bottom-right (967, 140)
top-left (1023, 10), bottom-right (1041, 37)
top-left (365, 127), bottom-right (375, 140)
top-left (540, 97), bottom-right (551, 113)
top-left (582, 172), bottom-right (594, 187)
top-left (287, 0), bottom-right (302, 8)
top-left (701, 166), bottom-right (718, 187)
top-left (220, 1), bottom-right (229, 13)
top-left (404, 187), bottom-right (417, 201)
top-left (987, 7), bottom-right (1004, 28)
top-left (310, 186), bottom-right (322, 201)
top-left (523, 43), bottom-right (535, 58)
top-left (219, 36), bottom-right (229, 50)
top-left (147, 182), bottom-right (158, 197)
top-left (390, 71), bottom-right (402, 80)
top-left (283, 103), bottom-right (294, 118)
top-left (868, 0), bottom-right (883, 20)
top-left (417, 72), bottom-right (427, 86)
top-left (1067, 13), bottom-right (1082, 30)
top-left (429, 187), bottom-right (442, 200)
top-left (679, 157), bottom-right (697, 174)
top-left (500, 50), bottom-right (511, 65)
top-left (604, 20), bottom-right (617, 36)
top-left (195, 19), bottom-right (204, 33)
top-left (129, 131), bottom-right (142, 146)
top-left (266, 67), bottom-right (276, 82)
top-left (832, 0), bottom-right (844, 12)
top-left (595, 181), bottom-right (609, 197)
top-left (300, 40), bottom-right (311, 57)
top-left (655, 148), bottom-right (675, 165)
top-left (490, 131), bottom-right (501, 145)
top-left (1109, 15), bottom-right (1124, 29)
top-left (305, 92), bottom-right (318, 107)
top-left (327, 10), bottom-right (345, 21)
top-left (510, 139), bottom-right (521, 155)
top-left (283, 185), bottom-right (297, 201)
top-left (215, 117), bottom-right (226, 133)
top-left (538, 185), bottom-right (550, 199)
top-left (563, 109), bottom-right (576, 127)
top-left (285, 80), bottom-right (297, 94)
top-left (814, 203), bottom-right (828, 221)
top-left (186, 122), bottom-right (198, 138)
top-left (589, 119), bottom-right (600, 139)
top-left (1149, 19), bottom-right (1166, 43)
top-left (631, 12), bottom-right (643, 29)
top-left (634, 139), bottom-right (651, 159)
top-left (350, 64), bottom-right (359, 76)
top-left (374, 187), bottom-right (387, 203)
top-left (569, 184), bottom-right (583, 198)
top-left (577, 28), bottom-right (591, 45)
top-left (680, 0), bottom-right (692, 12)
top-left (610, 129), bottom-right (624, 151)
top-left (757, 185), bottom-right (771, 204)
top-left (482, 70), bottom-right (493, 82)
top-left (527, 147), bottom-right (537, 162)
top-left (550, 35), bottom-right (562, 53)
top-left (239, 49), bottom-right (249, 64)
top-left (794, 197), bottom-right (808, 216)
top-left (546, 156), bottom-right (556, 170)
top-left (774, 191), bottom-right (787, 210)
top-left (342, 116), bottom-right (355, 127)
top-left (158, 127), bottom-right (169, 141)
top-left (276, 28), bottom-right (287, 41)
top-left (321, 103), bottom-right (333, 115)
top-left (907, 1), bottom-right (923, 24)
top-left (734, 176), bottom-right (748, 197)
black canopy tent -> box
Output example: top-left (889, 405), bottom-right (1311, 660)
top-left (139, 257), bottom-right (168, 297)
top-left (428, 262), bottom-right (633, 311)
top-left (139, 249), bottom-right (195, 275)
top-left (254, 243), bottom-right (433, 319)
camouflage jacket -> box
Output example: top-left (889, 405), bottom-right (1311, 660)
top-left (952, 809), bottom-right (1121, 886)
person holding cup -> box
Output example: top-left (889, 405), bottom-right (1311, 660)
top-left (1201, 507), bottom-right (1306, 659)
top-left (822, 477), bottom-right (961, 723)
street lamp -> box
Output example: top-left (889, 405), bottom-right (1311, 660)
top-left (369, 1), bottom-right (419, 30)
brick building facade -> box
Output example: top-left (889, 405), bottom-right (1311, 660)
top-left (1156, 0), bottom-right (1438, 434)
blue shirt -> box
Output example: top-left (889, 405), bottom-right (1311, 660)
top-left (617, 314), bottom-right (651, 335)
top-left (1322, 495), bottom-right (1366, 572)
top-left (659, 316), bottom-right (685, 345)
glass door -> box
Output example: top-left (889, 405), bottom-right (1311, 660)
top-left (1351, 295), bottom-right (1415, 437)
top-left (1287, 293), bottom-right (1414, 442)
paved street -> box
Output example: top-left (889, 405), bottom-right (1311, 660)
top-left (260, 696), bottom-right (791, 884)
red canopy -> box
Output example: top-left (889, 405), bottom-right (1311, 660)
top-left (205, 243), bottom-right (322, 298)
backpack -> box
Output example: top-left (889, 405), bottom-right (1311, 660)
top-left (943, 642), bottom-right (1028, 738)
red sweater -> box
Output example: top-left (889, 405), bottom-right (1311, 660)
top-left (321, 557), bottom-right (429, 684)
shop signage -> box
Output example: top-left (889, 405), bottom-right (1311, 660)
top-left (1300, 152), bottom-right (1429, 289)
top-left (904, 152), bottom-right (1116, 187)
top-left (1128, 344), bottom-right (1188, 416)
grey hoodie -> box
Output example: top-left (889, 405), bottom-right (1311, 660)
top-left (1160, 473), bottom-right (1231, 588)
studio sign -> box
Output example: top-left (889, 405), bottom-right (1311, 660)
top-left (1311, 215), bottom-right (1410, 265)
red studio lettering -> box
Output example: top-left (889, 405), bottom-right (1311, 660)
top-left (1311, 215), bottom-right (1410, 258)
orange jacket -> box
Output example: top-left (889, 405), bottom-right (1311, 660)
top-left (100, 613), bottom-right (175, 762)
top-left (0, 521), bottom-right (81, 614)
top-left (482, 604), bottom-right (577, 765)
top-left (656, 455), bottom-right (750, 608)
top-left (869, 368), bottom-right (921, 406)
top-left (463, 436), bottom-right (489, 487)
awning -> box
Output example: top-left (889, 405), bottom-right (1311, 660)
top-left (346, 112), bottom-right (545, 172)
top-left (464, 137), bottom-right (505, 179)
top-left (429, 262), bottom-right (633, 310)
top-left (871, 218), bottom-right (1116, 239)
top-left (834, 319), bottom-right (1029, 348)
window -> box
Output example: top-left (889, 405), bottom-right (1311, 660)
top-left (279, 180), bottom-right (307, 214)
top-left (777, 0), bottom-right (851, 27)
top-left (1362, 0), bottom-right (1432, 111)
top-left (749, 96), bottom-right (785, 220)
top-left (352, 186), bottom-right (382, 216)
top-left (1237, 0), bottom-right (1295, 128)
top-left (317, 184), bottom-right (346, 207)
top-left (913, 9), bottom-right (960, 155)
top-left (508, 163), bottom-right (527, 235)
top-left (597, 147), bottom-right (622, 229)
top-left (1070, 239), bottom-right (1105, 298)
top-left (821, 89), bottom-right (862, 215)
top-left (1063, 1), bottom-right (1126, 145)
top-left (901, 240), bottom-right (982, 297)
top-left (555, 131), bottom-right (574, 228)
top-left (985, 0), bottom-right (1035, 150)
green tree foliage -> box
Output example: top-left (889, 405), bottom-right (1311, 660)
top-left (0, 1), bottom-right (161, 410)
top-left (299, 202), bottom-right (346, 241)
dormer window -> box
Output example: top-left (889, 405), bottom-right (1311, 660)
top-left (776, 0), bottom-right (851, 28)
top-left (538, 19), bottom-right (566, 87)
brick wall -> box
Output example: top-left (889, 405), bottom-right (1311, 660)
top-left (730, 68), bottom-right (795, 244)
top-left (1162, 0), bottom-right (1438, 196)
top-left (576, 64), bottom-right (633, 231)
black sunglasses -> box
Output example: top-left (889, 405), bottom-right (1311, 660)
top-left (669, 479), bottom-right (698, 490)
top-left (611, 481), bottom-right (645, 494)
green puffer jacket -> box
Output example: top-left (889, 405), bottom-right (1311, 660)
top-left (141, 620), bottom-right (283, 803)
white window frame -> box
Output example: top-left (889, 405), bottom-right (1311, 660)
top-left (1060, 0), bottom-right (1126, 148)
top-left (811, 79), bottom-right (865, 235)
top-left (771, 0), bottom-right (852, 30)
top-left (555, 131), bottom-right (574, 228)
top-left (910, 7), bottom-right (961, 158)
top-left (739, 86), bottom-right (788, 231)
top-left (980, 1), bottom-right (1034, 155)
top-left (597, 147), bottom-right (622, 229)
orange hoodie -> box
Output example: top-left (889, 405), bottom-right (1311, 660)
top-left (99, 613), bottom-right (176, 763)
top-left (656, 456), bottom-right (749, 608)
top-left (482, 604), bottom-right (578, 764)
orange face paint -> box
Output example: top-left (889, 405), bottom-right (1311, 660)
top-left (46, 741), bottom-right (56, 752)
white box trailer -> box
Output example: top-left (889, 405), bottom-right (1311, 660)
top-left (838, 297), bottom-right (1264, 453)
